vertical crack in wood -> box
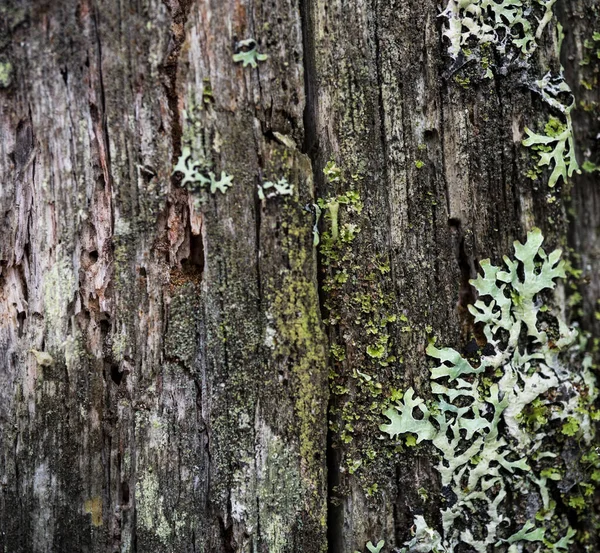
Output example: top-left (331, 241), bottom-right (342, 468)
top-left (159, 0), bottom-right (193, 166)
top-left (299, 0), bottom-right (342, 551)
top-left (448, 218), bottom-right (482, 345)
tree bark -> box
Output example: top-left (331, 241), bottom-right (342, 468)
top-left (0, 1), bottom-right (598, 552)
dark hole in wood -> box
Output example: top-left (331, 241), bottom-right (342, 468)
top-left (189, 233), bottom-right (204, 271)
top-left (121, 481), bottom-right (130, 504)
top-left (99, 319), bottom-right (110, 335)
top-left (89, 250), bottom-right (99, 263)
top-left (17, 311), bottom-right (26, 338)
top-left (110, 364), bottom-right (124, 385)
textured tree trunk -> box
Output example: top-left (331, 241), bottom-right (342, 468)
top-left (0, 1), bottom-right (598, 552)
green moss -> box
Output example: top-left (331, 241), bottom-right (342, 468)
top-left (316, 171), bottom-right (406, 496)
top-left (0, 60), bottom-right (13, 88)
top-left (453, 75), bottom-right (470, 89)
top-left (271, 243), bottom-right (327, 479)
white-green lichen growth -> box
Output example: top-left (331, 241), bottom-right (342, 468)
top-left (522, 74), bottom-right (580, 188)
top-left (441, 1), bottom-right (579, 187)
top-left (400, 516), bottom-right (446, 553)
top-left (233, 38), bottom-right (268, 68)
top-left (441, 0), bottom-right (557, 58)
top-left (30, 349), bottom-right (54, 367)
top-left (382, 229), bottom-right (596, 553)
top-left (0, 60), bottom-right (13, 88)
top-left (137, 470), bottom-right (186, 544)
top-left (256, 423), bottom-right (303, 553)
top-left (258, 177), bottom-right (294, 200)
top-left (355, 540), bottom-right (385, 553)
top-left (173, 146), bottom-right (234, 198)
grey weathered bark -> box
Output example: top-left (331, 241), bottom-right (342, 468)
top-left (0, 0), bottom-right (598, 552)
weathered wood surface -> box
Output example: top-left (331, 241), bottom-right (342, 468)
top-left (0, 0), bottom-right (598, 552)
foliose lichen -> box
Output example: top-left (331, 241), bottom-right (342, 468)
top-left (355, 539), bottom-right (385, 553)
top-left (233, 38), bottom-right (268, 68)
top-left (440, 1), bottom-right (580, 189)
top-left (522, 73), bottom-right (580, 188)
top-left (381, 229), bottom-right (598, 552)
top-left (441, 0), bottom-right (557, 59)
top-left (258, 177), bottom-right (294, 200)
top-left (173, 146), bottom-right (234, 199)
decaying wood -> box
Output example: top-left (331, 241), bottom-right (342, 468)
top-left (0, 0), bottom-right (598, 552)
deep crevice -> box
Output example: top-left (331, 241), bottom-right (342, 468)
top-left (300, 0), bottom-right (318, 159)
top-left (448, 218), bottom-right (484, 345)
top-left (299, 1), bottom-right (343, 552)
top-left (159, 0), bottom-right (194, 166)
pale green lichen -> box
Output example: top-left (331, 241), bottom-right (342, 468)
top-left (0, 60), bottom-right (13, 88)
top-left (354, 540), bottom-right (385, 553)
top-left (258, 177), bottom-right (294, 200)
top-left (173, 147), bottom-right (234, 197)
top-left (401, 516), bottom-right (445, 553)
top-left (233, 38), bottom-right (268, 68)
top-left (522, 75), bottom-right (580, 188)
top-left (136, 468), bottom-right (188, 546)
top-left (441, 0), bottom-right (579, 189)
top-left (137, 470), bottom-right (173, 544)
top-left (30, 350), bottom-right (54, 367)
top-left (382, 229), bottom-right (597, 552)
top-left (256, 423), bottom-right (303, 553)
top-left (441, 0), bottom-right (557, 58)
top-left (111, 329), bottom-right (129, 363)
top-left (310, 203), bottom-right (322, 246)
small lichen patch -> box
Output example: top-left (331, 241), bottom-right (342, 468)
top-left (258, 177), bottom-right (294, 200)
top-left (137, 470), bottom-right (173, 544)
top-left (84, 496), bottom-right (103, 527)
top-left (366, 539), bottom-right (385, 553)
top-left (30, 350), bottom-right (54, 367)
top-left (173, 147), bottom-right (234, 201)
top-left (0, 59), bottom-right (13, 88)
top-left (233, 38), bottom-right (268, 68)
top-left (43, 250), bottom-right (76, 348)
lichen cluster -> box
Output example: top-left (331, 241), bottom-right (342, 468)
top-left (171, 97), bottom-right (236, 206)
top-left (441, 0), bottom-right (557, 58)
top-left (232, 38), bottom-right (268, 68)
top-left (523, 73), bottom-right (579, 189)
top-left (381, 229), bottom-right (598, 552)
top-left (173, 146), bottom-right (234, 200)
top-left (440, 0), bottom-right (580, 190)
top-left (258, 177), bottom-right (294, 200)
